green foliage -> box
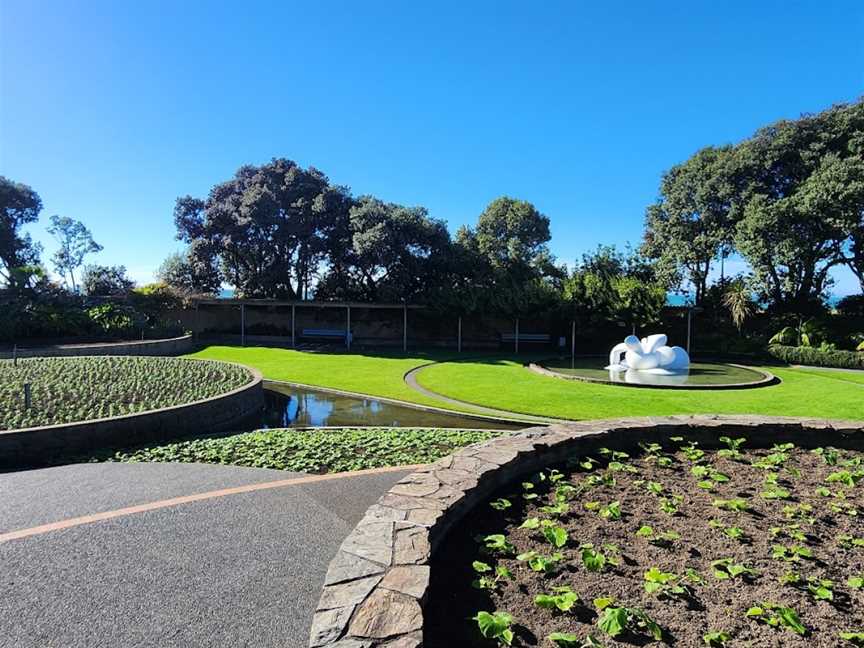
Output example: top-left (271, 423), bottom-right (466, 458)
top-left (767, 344), bottom-right (864, 369)
top-left (0, 356), bottom-right (251, 430)
top-left (473, 610), bottom-right (514, 646)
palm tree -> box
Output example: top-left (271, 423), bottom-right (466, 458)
top-left (722, 282), bottom-right (756, 332)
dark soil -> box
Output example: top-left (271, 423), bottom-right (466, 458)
top-left (425, 438), bottom-right (864, 647)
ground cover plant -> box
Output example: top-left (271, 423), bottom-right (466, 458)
top-left (426, 436), bottom-right (864, 647)
top-left (0, 356), bottom-right (252, 430)
top-left (88, 427), bottom-right (503, 473)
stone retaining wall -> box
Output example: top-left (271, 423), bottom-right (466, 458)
top-left (0, 362), bottom-right (263, 469)
top-left (0, 335), bottom-right (195, 359)
top-left (309, 414), bottom-right (864, 647)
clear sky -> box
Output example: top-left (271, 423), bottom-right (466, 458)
top-left (1, 1), bottom-right (862, 295)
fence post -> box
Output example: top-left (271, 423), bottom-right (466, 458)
top-left (515, 318), bottom-right (519, 354)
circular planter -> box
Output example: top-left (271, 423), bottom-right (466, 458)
top-left (308, 414), bottom-right (864, 647)
top-left (0, 358), bottom-right (263, 469)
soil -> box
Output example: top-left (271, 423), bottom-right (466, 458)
top-left (425, 438), bottom-right (864, 647)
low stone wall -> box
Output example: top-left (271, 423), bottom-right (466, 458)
top-left (309, 414), bottom-right (864, 647)
top-left (0, 363), bottom-right (263, 469)
top-left (0, 335), bottom-right (196, 359)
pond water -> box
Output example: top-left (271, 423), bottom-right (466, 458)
top-left (541, 357), bottom-right (769, 388)
top-left (257, 383), bottom-right (525, 430)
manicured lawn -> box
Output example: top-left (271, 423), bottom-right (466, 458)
top-left (91, 427), bottom-right (502, 473)
top-left (188, 345), bottom-right (484, 413)
top-left (416, 358), bottom-right (864, 421)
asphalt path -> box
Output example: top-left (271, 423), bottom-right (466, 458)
top-left (0, 462), bottom-right (410, 648)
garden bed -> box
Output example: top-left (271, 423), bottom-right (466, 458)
top-left (0, 356), bottom-right (251, 430)
top-left (87, 427), bottom-right (505, 473)
top-left (426, 435), bottom-right (864, 647)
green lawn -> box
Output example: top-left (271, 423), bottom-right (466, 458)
top-left (189, 346), bottom-right (864, 421)
top-left (416, 357), bottom-right (864, 421)
top-left (188, 345), bottom-right (481, 412)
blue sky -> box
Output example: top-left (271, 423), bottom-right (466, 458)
top-left (1, 1), bottom-right (862, 295)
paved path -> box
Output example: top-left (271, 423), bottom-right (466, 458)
top-left (0, 462), bottom-right (410, 648)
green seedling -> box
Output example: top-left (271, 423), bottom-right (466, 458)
top-left (473, 611), bottom-right (515, 646)
top-left (711, 558), bottom-right (757, 580)
top-left (579, 543), bottom-right (619, 572)
top-left (471, 561), bottom-right (513, 590)
top-left (718, 436), bottom-right (746, 460)
top-left (806, 577), bottom-right (834, 601)
top-left (840, 631), bottom-right (864, 645)
top-left (635, 525), bottom-right (680, 547)
top-left (543, 524), bottom-right (569, 549)
top-left (490, 498), bottom-right (512, 511)
top-left (483, 534), bottom-right (515, 555)
top-left (703, 630), bottom-right (732, 646)
top-left (517, 550), bottom-right (563, 574)
top-left (771, 544), bottom-right (814, 562)
top-left (599, 500), bottom-right (622, 520)
top-left (658, 494), bottom-right (684, 516)
top-left (746, 602), bottom-right (806, 636)
top-left (535, 585), bottom-right (580, 612)
top-left (712, 497), bottom-right (750, 513)
top-left (643, 567), bottom-right (688, 599)
top-left (594, 601), bottom-right (662, 641)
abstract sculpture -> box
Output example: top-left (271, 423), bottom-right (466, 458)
top-left (606, 334), bottom-right (690, 374)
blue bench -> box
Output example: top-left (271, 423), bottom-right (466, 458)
top-left (501, 333), bottom-right (551, 343)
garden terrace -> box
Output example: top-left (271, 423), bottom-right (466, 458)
top-left (308, 415), bottom-right (864, 648)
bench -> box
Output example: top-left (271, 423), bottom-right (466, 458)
top-left (302, 328), bottom-right (350, 341)
top-left (501, 333), bottom-right (551, 343)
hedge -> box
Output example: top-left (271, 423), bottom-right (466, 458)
top-left (767, 344), bottom-right (864, 370)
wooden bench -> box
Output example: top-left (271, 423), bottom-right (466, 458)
top-left (302, 328), bottom-right (349, 340)
top-left (501, 333), bottom-right (551, 343)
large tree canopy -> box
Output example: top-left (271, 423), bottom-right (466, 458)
top-left (316, 196), bottom-right (452, 302)
top-left (642, 146), bottom-right (737, 305)
top-left (0, 176), bottom-right (43, 290)
top-left (174, 158), bottom-right (351, 299)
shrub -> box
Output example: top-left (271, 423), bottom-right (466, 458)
top-left (767, 344), bottom-right (864, 369)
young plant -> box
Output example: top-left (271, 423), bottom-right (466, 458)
top-left (745, 603), bottom-right (806, 636)
top-left (517, 550), bottom-right (563, 575)
top-left (534, 585), bottom-right (580, 612)
top-left (703, 630), bottom-right (732, 646)
top-left (711, 558), bottom-right (758, 581)
top-left (473, 611), bottom-right (515, 646)
top-left (471, 561), bottom-right (513, 591)
top-left (643, 567), bottom-right (688, 599)
top-left (594, 598), bottom-right (663, 641)
top-left (635, 525), bottom-right (680, 548)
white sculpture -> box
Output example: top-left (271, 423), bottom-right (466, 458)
top-left (605, 334), bottom-right (689, 374)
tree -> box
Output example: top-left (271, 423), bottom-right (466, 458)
top-left (642, 146), bottom-right (737, 304)
top-left (156, 249), bottom-right (220, 295)
top-left (732, 108), bottom-right (852, 313)
top-left (47, 215), bottom-right (102, 292)
top-left (722, 279), bottom-right (756, 332)
top-left (174, 158), bottom-right (351, 299)
top-left (81, 264), bottom-right (134, 296)
top-left (316, 196), bottom-right (452, 302)
top-left (0, 177), bottom-right (43, 290)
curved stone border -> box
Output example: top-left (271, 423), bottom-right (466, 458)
top-left (0, 334), bottom-right (195, 359)
top-left (528, 360), bottom-right (777, 390)
top-left (309, 414), bottom-right (864, 647)
top-left (0, 358), bottom-right (263, 469)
